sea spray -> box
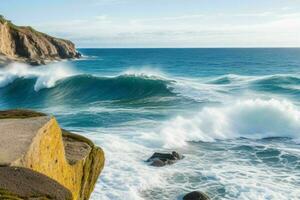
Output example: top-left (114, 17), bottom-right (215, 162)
top-left (0, 62), bottom-right (77, 91)
top-left (159, 98), bottom-right (300, 148)
top-left (121, 67), bottom-right (167, 79)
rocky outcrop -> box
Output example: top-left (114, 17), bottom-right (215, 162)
top-left (146, 151), bottom-right (184, 167)
top-left (0, 166), bottom-right (73, 200)
top-left (183, 191), bottom-right (210, 200)
top-left (0, 15), bottom-right (81, 65)
top-left (0, 109), bottom-right (105, 200)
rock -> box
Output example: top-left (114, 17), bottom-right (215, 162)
top-left (0, 53), bottom-right (11, 66)
top-left (0, 166), bottom-right (72, 200)
top-left (147, 151), bottom-right (183, 162)
top-left (0, 109), bottom-right (105, 200)
top-left (183, 191), bottom-right (210, 200)
top-left (150, 159), bottom-right (166, 167)
top-left (0, 109), bottom-right (46, 119)
top-left (147, 151), bottom-right (183, 167)
top-left (0, 15), bottom-right (81, 66)
top-left (171, 151), bottom-right (183, 159)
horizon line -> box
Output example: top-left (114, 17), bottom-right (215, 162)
top-left (77, 47), bottom-right (300, 49)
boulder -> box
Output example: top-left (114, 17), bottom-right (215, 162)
top-left (183, 191), bottom-right (210, 200)
top-left (150, 159), bottom-right (166, 167)
top-left (147, 151), bottom-right (183, 167)
top-left (0, 109), bottom-right (105, 200)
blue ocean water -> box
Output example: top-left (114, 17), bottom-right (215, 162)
top-left (1, 48), bottom-right (300, 200)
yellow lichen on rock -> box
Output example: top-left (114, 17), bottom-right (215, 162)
top-left (19, 118), bottom-right (82, 199)
top-left (0, 110), bottom-right (105, 200)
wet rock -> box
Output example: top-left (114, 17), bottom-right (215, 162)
top-left (147, 151), bottom-right (183, 167)
top-left (150, 159), bottom-right (166, 167)
top-left (183, 191), bottom-right (210, 200)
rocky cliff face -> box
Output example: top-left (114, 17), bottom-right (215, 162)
top-left (0, 16), bottom-right (81, 65)
top-left (0, 110), bottom-right (105, 200)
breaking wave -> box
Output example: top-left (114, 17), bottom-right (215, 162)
top-left (160, 98), bottom-right (300, 147)
top-left (0, 62), bottom-right (76, 91)
top-left (0, 64), bottom-right (176, 106)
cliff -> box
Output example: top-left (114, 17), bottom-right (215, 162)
top-left (0, 110), bottom-right (105, 200)
top-left (0, 15), bottom-right (81, 65)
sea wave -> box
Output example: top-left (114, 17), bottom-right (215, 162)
top-left (209, 73), bottom-right (300, 95)
top-left (159, 98), bottom-right (300, 147)
top-left (2, 63), bottom-right (300, 106)
top-left (0, 62), bottom-right (76, 91)
top-left (209, 73), bottom-right (300, 85)
top-left (0, 63), bottom-right (176, 105)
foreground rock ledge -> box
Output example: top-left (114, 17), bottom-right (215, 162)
top-left (0, 110), bottom-right (105, 200)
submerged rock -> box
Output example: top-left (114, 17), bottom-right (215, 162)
top-left (147, 151), bottom-right (183, 167)
top-left (183, 191), bottom-right (210, 200)
top-left (0, 109), bottom-right (105, 200)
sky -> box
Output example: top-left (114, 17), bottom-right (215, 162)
top-left (1, 0), bottom-right (300, 48)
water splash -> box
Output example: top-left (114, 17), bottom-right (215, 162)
top-left (0, 62), bottom-right (77, 91)
top-left (159, 98), bottom-right (300, 148)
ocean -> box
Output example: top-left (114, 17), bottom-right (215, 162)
top-left (0, 48), bottom-right (300, 200)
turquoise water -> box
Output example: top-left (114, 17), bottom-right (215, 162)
top-left (1, 48), bottom-right (300, 199)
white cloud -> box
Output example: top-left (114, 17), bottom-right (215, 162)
top-left (33, 10), bottom-right (300, 47)
top-left (95, 15), bottom-right (110, 21)
top-left (90, 0), bottom-right (125, 5)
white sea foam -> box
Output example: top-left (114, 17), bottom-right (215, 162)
top-left (81, 98), bottom-right (300, 199)
top-left (176, 73), bottom-right (300, 85)
top-left (172, 78), bottom-right (229, 102)
top-left (87, 133), bottom-right (166, 200)
top-left (120, 67), bottom-right (230, 102)
top-left (0, 62), bottom-right (77, 91)
top-left (159, 98), bottom-right (300, 148)
top-left (121, 67), bottom-right (167, 79)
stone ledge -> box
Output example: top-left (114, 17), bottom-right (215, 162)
top-left (0, 109), bottom-right (105, 200)
top-left (0, 166), bottom-right (72, 200)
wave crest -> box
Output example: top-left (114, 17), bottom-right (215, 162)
top-left (0, 73), bottom-right (175, 107)
top-left (121, 67), bottom-right (166, 79)
top-left (160, 98), bottom-right (300, 147)
top-left (0, 62), bottom-right (76, 91)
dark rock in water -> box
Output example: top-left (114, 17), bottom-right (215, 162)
top-left (172, 151), bottom-right (183, 159)
top-left (147, 151), bottom-right (183, 162)
top-left (147, 151), bottom-right (183, 167)
top-left (183, 191), bottom-right (210, 200)
top-left (150, 159), bottom-right (166, 167)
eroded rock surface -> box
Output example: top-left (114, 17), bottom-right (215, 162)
top-left (0, 109), bottom-right (105, 200)
top-left (0, 15), bottom-right (81, 66)
top-left (0, 166), bottom-right (72, 200)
